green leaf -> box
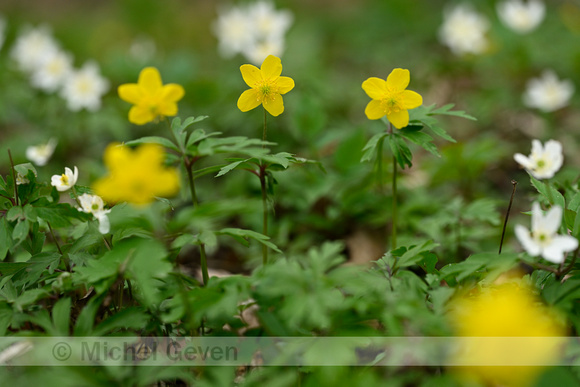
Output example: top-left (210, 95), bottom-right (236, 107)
top-left (51, 297), bottom-right (71, 335)
top-left (360, 132), bottom-right (388, 163)
top-left (463, 198), bottom-right (501, 226)
top-left (395, 240), bottom-right (439, 269)
top-left (0, 218), bottom-right (13, 260)
top-left (35, 203), bottom-right (89, 228)
top-left (12, 219), bottom-right (29, 246)
top-left (74, 293), bottom-right (106, 336)
top-left (215, 158), bottom-right (252, 177)
top-left (217, 228), bottom-right (282, 253)
top-left (125, 136), bottom-right (179, 152)
top-left (439, 252), bottom-right (519, 284)
top-left (0, 262), bottom-right (28, 277)
top-left (92, 307), bottom-right (149, 335)
top-left (398, 127), bottom-right (440, 157)
top-left (430, 103), bottom-right (477, 120)
top-left (530, 176), bottom-right (565, 208)
top-left (386, 134), bottom-right (412, 169)
top-left (186, 128), bottom-right (221, 149)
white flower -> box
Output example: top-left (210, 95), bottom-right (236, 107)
top-left (439, 4), bottom-right (489, 56)
top-left (497, 0), bottom-right (545, 34)
top-left (10, 25), bottom-right (59, 73)
top-left (248, 1), bottom-right (293, 40)
top-left (60, 61), bottom-right (109, 112)
top-left (243, 36), bottom-right (285, 65)
top-left (26, 138), bottom-right (57, 166)
top-left (51, 166), bottom-right (78, 192)
top-left (30, 49), bottom-right (73, 92)
top-left (213, 6), bottom-right (255, 58)
top-left (515, 202), bottom-right (578, 263)
top-left (523, 70), bottom-right (574, 112)
top-left (514, 139), bottom-right (563, 179)
top-left (212, 1), bottom-right (293, 63)
top-left (78, 193), bottom-right (111, 234)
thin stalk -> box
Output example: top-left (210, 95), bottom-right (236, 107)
top-left (185, 164), bottom-right (209, 285)
top-left (260, 165), bottom-right (268, 265)
top-left (184, 159), bottom-right (198, 206)
top-left (392, 153), bottom-right (397, 251)
top-left (499, 180), bottom-right (517, 254)
top-left (48, 222), bottom-right (70, 271)
top-left (260, 108), bottom-right (269, 265)
top-left (8, 150), bottom-right (18, 206)
top-left (376, 138), bottom-right (384, 193)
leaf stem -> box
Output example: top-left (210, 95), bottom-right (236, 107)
top-left (376, 137), bottom-right (384, 193)
top-left (261, 107), bottom-right (269, 265)
top-left (499, 180), bottom-right (517, 254)
top-left (388, 124), bottom-right (397, 251)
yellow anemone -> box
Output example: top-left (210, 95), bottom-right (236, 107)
top-left (362, 68), bottom-right (423, 129)
top-left (118, 67), bottom-right (185, 125)
top-left (237, 55), bottom-right (295, 117)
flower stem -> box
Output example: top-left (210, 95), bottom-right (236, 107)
top-left (376, 137), bottom-right (384, 193)
top-left (392, 153), bottom-right (397, 251)
top-left (185, 162), bottom-right (209, 285)
top-left (185, 159), bottom-right (198, 206)
top-left (261, 107), bottom-right (269, 265)
top-left (260, 165), bottom-right (268, 266)
top-left (7, 150), bottom-right (18, 207)
top-left (499, 180), bottom-right (517, 254)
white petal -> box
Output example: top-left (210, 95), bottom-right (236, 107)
top-left (514, 153), bottom-right (533, 169)
top-left (72, 166), bottom-right (79, 184)
top-left (531, 202), bottom-right (543, 233)
top-left (515, 224), bottom-right (541, 256)
top-left (543, 205), bottom-right (563, 234)
top-left (96, 214), bottom-right (110, 234)
top-left (531, 139), bottom-right (543, 156)
top-left (545, 140), bottom-right (563, 172)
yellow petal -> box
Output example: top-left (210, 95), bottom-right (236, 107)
top-left (240, 64), bottom-right (262, 87)
top-left (138, 67), bottom-right (163, 94)
top-left (261, 55), bottom-right (282, 80)
top-left (263, 94), bottom-right (284, 116)
top-left (161, 84), bottom-right (185, 102)
top-left (103, 143), bottom-right (130, 172)
top-left (159, 102), bottom-right (179, 117)
top-left (387, 109), bottom-right (409, 129)
top-left (118, 84), bottom-right (143, 104)
top-left (137, 143), bottom-right (165, 166)
top-left (364, 100), bottom-right (385, 120)
top-left (362, 77), bottom-right (388, 99)
top-left (276, 76), bottom-right (295, 94)
top-left (129, 105), bottom-right (155, 125)
top-left (401, 90), bottom-right (423, 110)
top-left (386, 68), bottom-right (410, 92)
top-left (237, 89), bottom-right (261, 112)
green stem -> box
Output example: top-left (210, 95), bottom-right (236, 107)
top-left (199, 242), bottom-right (209, 286)
top-left (7, 150), bottom-right (18, 207)
top-left (376, 138), bottom-right (384, 193)
top-left (392, 153), bottom-right (397, 251)
top-left (185, 159), bottom-right (198, 206)
top-left (260, 165), bottom-right (268, 265)
top-left (499, 180), bottom-right (517, 254)
top-left (261, 108), bottom-right (269, 265)
top-left (185, 162), bottom-right (208, 285)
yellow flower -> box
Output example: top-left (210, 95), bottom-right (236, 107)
top-left (237, 54), bottom-right (294, 117)
top-left (93, 143), bottom-right (180, 205)
top-left (118, 67), bottom-right (185, 125)
top-left (362, 68), bottom-right (423, 129)
top-left (448, 283), bottom-right (566, 387)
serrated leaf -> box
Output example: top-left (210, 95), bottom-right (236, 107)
top-left (217, 228), bottom-right (282, 253)
top-left (530, 176), bottom-right (565, 209)
top-left (395, 240), bottom-right (439, 268)
top-left (398, 128), bottom-right (440, 157)
top-left (361, 132), bottom-right (389, 163)
top-left (215, 158), bottom-right (252, 177)
top-left (386, 134), bottom-right (412, 169)
top-left (51, 297), bottom-right (71, 335)
top-left (430, 103), bottom-right (477, 120)
top-left (125, 136), bottom-right (179, 152)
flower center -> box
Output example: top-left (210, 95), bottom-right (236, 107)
top-left (91, 203), bottom-right (100, 211)
top-left (533, 231), bottom-right (552, 247)
top-left (256, 80), bottom-right (279, 103)
top-left (60, 174), bottom-right (69, 185)
top-left (381, 94), bottom-right (403, 115)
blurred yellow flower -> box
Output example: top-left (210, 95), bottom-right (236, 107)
top-left (362, 68), bottom-right (423, 129)
top-left (448, 283), bottom-right (566, 387)
top-left (93, 143), bottom-right (180, 205)
top-left (118, 67), bottom-right (185, 125)
top-left (237, 54), bottom-right (294, 117)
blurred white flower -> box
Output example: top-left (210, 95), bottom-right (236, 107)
top-left (213, 6), bottom-right (255, 58)
top-left (213, 1), bottom-right (293, 64)
top-left (515, 202), bottom-right (578, 263)
top-left (129, 36), bottom-right (157, 64)
top-left (243, 37), bottom-right (285, 65)
top-left (523, 70), bottom-right (574, 112)
top-left (497, 0), bottom-right (545, 34)
top-left (248, 1), bottom-right (293, 40)
top-left (51, 166), bottom-right (78, 192)
top-left (514, 139), bottom-right (563, 180)
top-left (60, 61), bottom-right (109, 112)
top-left (78, 193), bottom-right (111, 234)
top-left (26, 138), bottom-right (57, 166)
top-left (11, 25), bottom-right (59, 73)
top-left (439, 4), bottom-right (489, 56)
top-left (30, 49), bottom-right (73, 92)
top-left (16, 173), bottom-right (30, 185)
